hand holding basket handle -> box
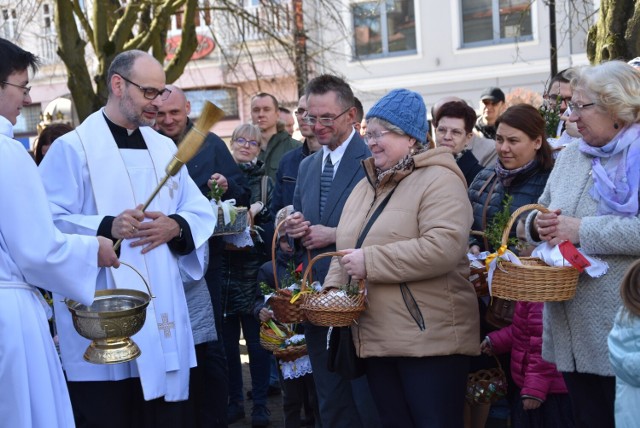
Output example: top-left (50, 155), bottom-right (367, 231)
top-left (299, 251), bottom-right (366, 327)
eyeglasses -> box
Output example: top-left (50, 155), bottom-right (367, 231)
top-left (544, 94), bottom-right (572, 105)
top-left (2, 81), bottom-right (31, 96)
top-left (567, 101), bottom-right (595, 113)
top-left (295, 107), bottom-right (307, 116)
top-left (116, 74), bottom-right (171, 101)
top-left (363, 130), bottom-right (392, 144)
top-left (435, 126), bottom-right (466, 139)
top-left (234, 137), bottom-right (259, 148)
top-left (302, 106), bottom-right (352, 127)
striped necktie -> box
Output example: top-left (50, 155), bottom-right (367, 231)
top-left (319, 155), bottom-right (334, 217)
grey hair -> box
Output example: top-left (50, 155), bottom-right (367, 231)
top-left (106, 50), bottom-right (147, 95)
top-left (567, 60), bottom-right (640, 125)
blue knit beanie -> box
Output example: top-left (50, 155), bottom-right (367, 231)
top-left (365, 89), bottom-right (429, 143)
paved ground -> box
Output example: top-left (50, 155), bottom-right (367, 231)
top-left (231, 340), bottom-right (285, 428)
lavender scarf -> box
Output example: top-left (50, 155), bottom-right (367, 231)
top-left (579, 123), bottom-right (640, 216)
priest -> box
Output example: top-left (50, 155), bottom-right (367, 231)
top-left (0, 38), bottom-right (120, 428)
top-left (38, 50), bottom-right (215, 427)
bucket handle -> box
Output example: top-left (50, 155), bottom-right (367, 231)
top-left (117, 261), bottom-right (155, 298)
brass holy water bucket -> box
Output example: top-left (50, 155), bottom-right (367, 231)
top-left (65, 262), bottom-right (154, 364)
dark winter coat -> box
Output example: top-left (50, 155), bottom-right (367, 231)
top-left (220, 161), bottom-right (274, 315)
top-left (468, 165), bottom-right (551, 252)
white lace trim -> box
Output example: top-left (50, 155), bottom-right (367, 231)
top-left (279, 355), bottom-right (313, 379)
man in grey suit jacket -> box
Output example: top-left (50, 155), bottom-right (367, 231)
top-left (286, 75), bottom-right (380, 428)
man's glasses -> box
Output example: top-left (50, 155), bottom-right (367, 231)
top-left (544, 94), bottom-right (572, 106)
top-left (567, 101), bottom-right (595, 114)
top-left (302, 106), bottom-right (351, 127)
top-left (234, 137), bottom-right (259, 148)
top-left (363, 130), bottom-right (392, 144)
top-left (435, 126), bottom-right (466, 139)
top-left (116, 74), bottom-right (171, 101)
top-left (2, 81), bottom-right (31, 96)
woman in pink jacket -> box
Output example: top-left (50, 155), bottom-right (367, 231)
top-left (481, 221), bottom-right (574, 427)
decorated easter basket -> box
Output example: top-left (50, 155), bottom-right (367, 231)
top-left (466, 356), bottom-right (508, 405)
top-left (490, 204), bottom-right (580, 302)
top-left (299, 252), bottom-right (366, 327)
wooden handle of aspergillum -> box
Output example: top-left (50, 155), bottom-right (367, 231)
top-left (113, 102), bottom-right (226, 252)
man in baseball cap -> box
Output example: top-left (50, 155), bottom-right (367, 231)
top-left (475, 86), bottom-right (506, 139)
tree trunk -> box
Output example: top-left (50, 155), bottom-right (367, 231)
top-left (587, 0), bottom-right (640, 64)
top-left (55, 0), bottom-right (102, 121)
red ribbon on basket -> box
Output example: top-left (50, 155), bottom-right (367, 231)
top-left (558, 241), bottom-right (591, 272)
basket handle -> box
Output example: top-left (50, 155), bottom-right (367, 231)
top-left (272, 219), bottom-right (286, 290)
top-left (500, 203), bottom-right (550, 248)
top-left (271, 218), bottom-right (310, 291)
top-left (299, 251), bottom-right (365, 293)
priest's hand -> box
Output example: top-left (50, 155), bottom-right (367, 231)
top-left (130, 211), bottom-right (180, 254)
top-left (113, 204), bottom-right (144, 239)
top-left (97, 236), bottom-right (120, 268)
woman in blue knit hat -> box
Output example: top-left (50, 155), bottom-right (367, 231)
top-left (322, 88), bottom-right (480, 427)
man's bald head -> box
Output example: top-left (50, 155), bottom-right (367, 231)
top-left (156, 84), bottom-right (192, 142)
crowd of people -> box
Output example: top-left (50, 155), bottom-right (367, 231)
top-left (2, 35), bottom-right (640, 428)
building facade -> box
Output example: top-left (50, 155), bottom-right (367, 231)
top-left (2, 0), bottom-right (596, 144)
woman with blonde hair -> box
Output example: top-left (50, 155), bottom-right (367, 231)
top-left (216, 123), bottom-right (275, 427)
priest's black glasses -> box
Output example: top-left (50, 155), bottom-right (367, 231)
top-left (116, 74), bottom-right (172, 101)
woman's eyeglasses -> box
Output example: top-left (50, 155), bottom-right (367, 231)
top-left (234, 137), bottom-right (259, 148)
top-left (363, 130), bottom-right (392, 144)
top-left (435, 127), bottom-right (466, 139)
top-left (567, 101), bottom-right (595, 113)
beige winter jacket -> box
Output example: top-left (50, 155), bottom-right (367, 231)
top-left (324, 147), bottom-right (480, 358)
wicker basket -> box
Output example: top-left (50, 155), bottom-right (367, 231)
top-left (259, 322), bottom-right (291, 352)
top-left (300, 252), bottom-right (366, 327)
top-left (466, 356), bottom-right (508, 405)
top-left (268, 219), bottom-right (307, 323)
top-left (273, 344), bottom-right (308, 362)
top-left (213, 205), bottom-right (249, 236)
top-left (490, 203), bottom-right (580, 302)
top-left (470, 265), bottom-right (489, 297)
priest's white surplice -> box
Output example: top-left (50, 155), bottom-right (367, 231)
top-left (0, 115), bottom-right (101, 428)
top-left (38, 110), bottom-right (215, 401)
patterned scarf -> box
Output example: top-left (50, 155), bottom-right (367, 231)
top-left (375, 147), bottom-right (426, 187)
top-left (579, 124), bottom-right (640, 216)
top-left (494, 159), bottom-right (537, 188)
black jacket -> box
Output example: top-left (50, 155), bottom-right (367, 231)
top-left (468, 165), bottom-right (551, 252)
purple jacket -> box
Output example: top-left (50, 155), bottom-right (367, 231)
top-left (488, 301), bottom-right (568, 401)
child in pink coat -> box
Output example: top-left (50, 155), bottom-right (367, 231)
top-left (480, 220), bottom-right (574, 427)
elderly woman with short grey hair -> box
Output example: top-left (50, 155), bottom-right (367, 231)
top-left (528, 60), bottom-right (640, 428)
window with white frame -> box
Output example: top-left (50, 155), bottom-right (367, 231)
top-left (460, 0), bottom-right (533, 47)
top-left (14, 104), bottom-right (41, 135)
top-left (352, 0), bottom-right (416, 60)
top-left (1, 8), bottom-right (18, 39)
top-left (41, 3), bottom-right (58, 63)
top-left (185, 88), bottom-right (239, 119)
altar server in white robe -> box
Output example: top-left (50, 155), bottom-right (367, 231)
top-left (38, 50), bottom-right (215, 427)
top-left (0, 38), bottom-right (120, 428)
